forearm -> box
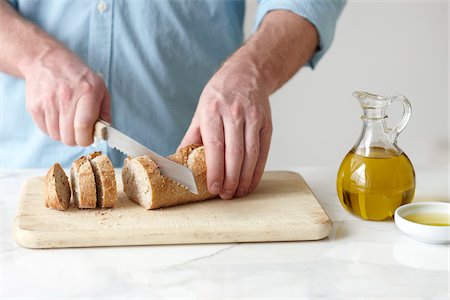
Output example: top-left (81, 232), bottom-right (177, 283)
top-left (0, 1), bottom-right (66, 77)
top-left (224, 10), bottom-right (318, 95)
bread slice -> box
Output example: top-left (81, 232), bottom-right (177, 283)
top-left (44, 163), bottom-right (71, 211)
top-left (88, 151), bottom-right (117, 208)
top-left (70, 156), bottom-right (97, 209)
top-left (122, 144), bottom-right (215, 209)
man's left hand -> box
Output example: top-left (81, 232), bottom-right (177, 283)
top-left (179, 56), bottom-right (272, 200)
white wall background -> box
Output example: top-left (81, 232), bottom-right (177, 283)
top-left (244, 0), bottom-right (449, 169)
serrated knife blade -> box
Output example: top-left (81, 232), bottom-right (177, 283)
top-left (93, 120), bottom-right (198, 194)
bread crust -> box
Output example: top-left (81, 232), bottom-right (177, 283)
top-left (123, 144), bottom-right (215, 209)
top-left (44, 163), bottom-right (70, 211)
top-left (88, 153), bottom-right (117, 208)
top-left (70, 156), bottom-right (97, 209)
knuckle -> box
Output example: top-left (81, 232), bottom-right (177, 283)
top-left (79, 81), bottom-right (96, 95)
top-left (228, 145), bottom-right (244, 157)
top-left (247, 105), bottom-right (260, 123)
top-left (224, 178), bottom-right (239, 189)
top-left (208, 171), bottom-right (223, 182)
top-left (40, 91), bottom-right (55, 107)
top-left (207, 139), bottom-right (225, 151)
top-left (230, 104), bottom-right (243, 120)
top-left (58, 84), bottom-right (72, 100)
top-left (246, 144), bottom-right (259, 156)
top-left (205, 100), bottom-right (221, 115)
top-left (60, 122), bottom-right (75, 145)
top-left (26, 101), bottom-right (42, 116)
top-left (262, 122), bottom-right (273, 134)
top-left (59, 97), bottom-right (72, 112)
top-left (74, 121), bottom-right (92, 131)
top-left (93, 72), bottom-right (105, 84)
top-left (238, 176), bottom-right (252, 186)
top-left (57, 86), bottom-right (73, 108)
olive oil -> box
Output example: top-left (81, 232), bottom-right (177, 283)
top-left (337, 148), bottom-right (416, 221)
top-left (404, 213), bottom-right (450, 226)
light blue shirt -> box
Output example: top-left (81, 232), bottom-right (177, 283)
top-left (0, 0), bottom-right (345, 168)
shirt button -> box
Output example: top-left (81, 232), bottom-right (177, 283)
top-left (97, 0), bottom-right (107, 13)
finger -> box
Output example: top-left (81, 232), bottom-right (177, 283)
top-left (59, 106), bottom-right (76, 146)
top-left (235, 122), bottom-right (260, 197)
top-left (58, 89), bottom-right (77, 146)
top-left (99, 90), bottom-right (112, 123)
top-left (44, 98), bottom-right (60, 141)
top-left (201, 115), bottom-right (225, 195)
top-left (26, 97), bottom-right (48, 135)
top-left (74, 92), bottom-right (102, 146)
top-left (32, 110), bottom-right (48, 136)
top-left (178, 121), bottom-right (202, 151)
top-left (249, 124), bottom-right (272, 193)
top-left (219, 118), bottom-right (244, 200)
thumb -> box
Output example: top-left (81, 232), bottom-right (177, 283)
top-left (74, 93), bottom-right (101, 146)
top-left (178, 118), bottom-right (202, 151)
top-left (99, 91), bottom-right (112, 123)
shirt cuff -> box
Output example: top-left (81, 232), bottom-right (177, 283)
top-left (255, 0), bottom-right (346, 68)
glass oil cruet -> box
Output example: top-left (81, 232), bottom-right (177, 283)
top-left (336, 91), bottom-right (416, 221)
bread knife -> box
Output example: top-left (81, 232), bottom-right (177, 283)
top-left (93, 120), bottom-right (198, 194)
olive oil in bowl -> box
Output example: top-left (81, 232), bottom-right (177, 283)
top-left (404, 213), bottom-right (450, 226)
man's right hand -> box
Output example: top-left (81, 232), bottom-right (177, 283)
top-left (23, 48), bottom-right (111, 146)
top-left (0, 1), bottom-right (110, 147)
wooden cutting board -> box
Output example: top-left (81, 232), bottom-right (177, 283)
top-left (13, 171), bottom-right (332, 249)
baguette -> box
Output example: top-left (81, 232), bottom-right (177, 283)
top-left (88, 151), bottom-right (117, 208)
top-left (122, 144), bottom-right (215, 209)
top-left (44, 163), bottom-right (71, 211)
top-left (70, 156), bottom-right (97, 209)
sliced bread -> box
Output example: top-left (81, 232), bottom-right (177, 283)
top-left (88, 151), bottom-right (117, 208)
top-left (44, 163), bottom-right (71, 211)
top-left (70, 156), bottom-right (97, 209)
top-left (122, 144), bottom-right (215, 209)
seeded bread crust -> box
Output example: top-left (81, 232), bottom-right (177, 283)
top-left (44, 163), bottom-right (71, 211)
top-left (70, 156), bottom-right (97, 209)
top-left (123, 144), bottom-right (215, 209)
top-left (88, 152), bottom-right (117, 208)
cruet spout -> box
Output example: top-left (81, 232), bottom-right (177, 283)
top-left (352, 91), bottom-right (412, 144)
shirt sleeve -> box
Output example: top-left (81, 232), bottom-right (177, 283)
top-left (255, 0), bottom-right (346, 68)
top-left (7, 0), bottom-right (19, 10)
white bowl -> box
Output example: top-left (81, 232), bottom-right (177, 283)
top-left (394, 202), bottom-right (450, 244)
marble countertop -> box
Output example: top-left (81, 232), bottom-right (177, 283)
top-left (1, 166), bottom-right (448, 299)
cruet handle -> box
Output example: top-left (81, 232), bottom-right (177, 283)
top-left (387, 94), bottom-right (412, 143)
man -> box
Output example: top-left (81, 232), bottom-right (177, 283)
top-left (0, 0), bottom-right (345, 199)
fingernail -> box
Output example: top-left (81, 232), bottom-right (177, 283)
top-left (236, 187), bottom-right (245, 197)
top-left (210, 182), bottom-right (221, 194)
top-left (221, 190), bottom-right (234, 200)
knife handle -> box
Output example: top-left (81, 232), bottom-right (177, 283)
top-left (93, 119), bottom-right (110, 141)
